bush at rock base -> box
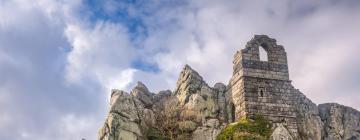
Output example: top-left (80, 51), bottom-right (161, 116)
top-left (216, 115), bottom-right (272, 140)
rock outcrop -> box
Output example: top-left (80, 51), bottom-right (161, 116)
top-left (319, 103), bottom-right (360, 140)
top-left (99, 35), bottom-right (360, 140)
top-left (270, 124), bottom-right (293, 140)
top-left (99, 89), bottom-right (145, 140)
top-left (131, 82), bottom-right (153, 108)
top-left (174, 65), bottom-right (230, 140)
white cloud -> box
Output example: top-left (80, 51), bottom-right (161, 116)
top-left (104, 68), bottom-right (137, 96)
top-left (58, 114), bottom-right (100, 140)
top-left (0, 0), bottom-right (111, 140)
top-left (0, 114), bottom-right (12, 132)
top-left (15, 114), bottom-right (100, 140)
top-left (65, 21), bottom-right (135, 93)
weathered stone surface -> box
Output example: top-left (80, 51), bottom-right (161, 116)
top-left (110, 89), bottom-right (141, 123)
top-left (175, 64), bottom-right (205, 106)
top-left (214, 83), bottom-right (234, 123)
top-left (270, 123), bottom-right (293, 140)
top-left (99, 35), bottom-right (360, 140)
top-left (99, 89), bottom-right (145, 140)
top-left (292, 90), bottom-right (323, 140)
top-left (192, 119), bottom-right (223, 140)
top-left (152, 90), bottom-right (172, 113)
top-left (142, 108), bottom-right (156, 127)
top-left (174, 65), bottom-right (228, 139)
top-left (153, 90), bottom-right (171, 103)
top-left (319, 103), bottom-right (360, 140)
top-left (131, 81), bottom-right (153, 108)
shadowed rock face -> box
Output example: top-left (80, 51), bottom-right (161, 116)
top-left (99, 89), bottom-right (145, 140)
top-left (98, 35), bottom-right (360, 140)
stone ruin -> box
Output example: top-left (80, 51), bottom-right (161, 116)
top-left (98, 35), bottom-right (360, 140)
top-left (229, 35), bottom-right (299, 137)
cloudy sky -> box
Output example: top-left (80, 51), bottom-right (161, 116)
top-left (1, 0), bottom-right (360, 139)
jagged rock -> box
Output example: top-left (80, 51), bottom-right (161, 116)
top-left (131, 81), bottom-right (153, 108)
top-left (174, 65), bottom-right (226, 139)
top-left (175, 64), bottom-right (205, 105)
top-left (175, 65), bottom-right (217, 120)
top-left (152, 90), bottom-right (172, 113)
top-left (270, 124), bottom-right (293, 140)
top-left (98, 89), bottom-right (145, 140)
top-left (292, 90), bottom-right (323, 140)
top-left (109, 89), bottom-right (141, 123)
top-left (214, 82), bottom-right (233, 123)
top-left (319, 103), bottom-right (360, 140)
top-left (214, 83), bottom-right (226, 92)
top-left (153, 90), bottom-right (171, 103)
top-left (131, 86), bottom-right (156, 133)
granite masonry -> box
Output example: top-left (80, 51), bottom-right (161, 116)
top-left (99, 35), bottom-right (360, 140)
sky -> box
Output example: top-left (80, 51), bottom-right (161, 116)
top-left (1, 0), bottom-right (360, 139)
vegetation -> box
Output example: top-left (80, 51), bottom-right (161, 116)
top-left (148, 97), bottom-right (192, 140)
top-left (147, 128), bottom-right (166, 140)
top-left (178, 120), bottom-right (197, 132)
top-left (151, 97), bottom-right (180, 140)
top-left (216, 115), bottom-right (272, 140)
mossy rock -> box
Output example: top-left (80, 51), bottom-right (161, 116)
top-left (216, 115), bottom-right (272, 140)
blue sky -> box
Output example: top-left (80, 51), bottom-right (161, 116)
top-left (1, 0), bottom-right (360, 139)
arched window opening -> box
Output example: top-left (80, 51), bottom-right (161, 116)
top-left (259, 46), bottom-right (268, 61)
top-left (258, 87), bottom-right (265, 97)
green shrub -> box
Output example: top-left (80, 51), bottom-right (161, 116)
top-left (178, 121), bottom-right (197, 132)
top-left (147, 128), bottom-right (165, 140)
top-left (216, 115), bottom-right (272, 140)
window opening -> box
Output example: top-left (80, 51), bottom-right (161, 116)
top-left (258, 87), bottom-right (266, 97)
top-left (259, 46), bottom-right (268, 61)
